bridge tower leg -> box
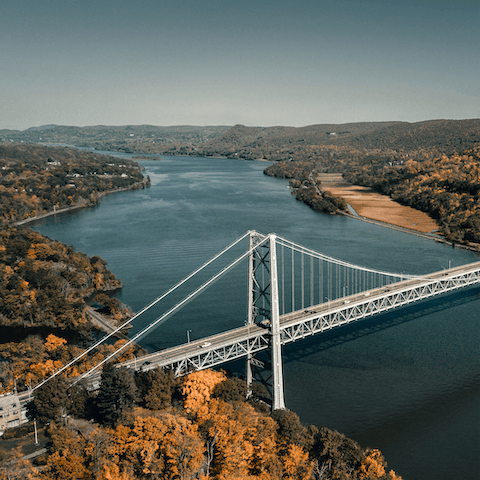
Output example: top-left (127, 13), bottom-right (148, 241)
top-left (269, 234), bottom-right (286, 410)
top-left (246, 231), bottom-right (285, 411)
top-left (246, 232), bottom-right (256, 388)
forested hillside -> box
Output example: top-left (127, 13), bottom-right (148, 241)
top-left (0, 144), bottom-right (147, 394)
top-left (190, 119), bottom-right (479, 161)
top-left (0, 144), bottom-right (147, 224)
top-left (344, 144), bottom-right (480, 244)
top-left (0, 125), bottom-right (230, 155)
top-left (261, 120), bottom-right (480, 246)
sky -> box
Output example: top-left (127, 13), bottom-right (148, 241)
top-left (1, 0), bottom-right (479, 130)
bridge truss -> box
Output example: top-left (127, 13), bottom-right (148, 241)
top-left (82, 258), bottom-right (480, 399)
top-left (30, 230), bottom-right (480, 410)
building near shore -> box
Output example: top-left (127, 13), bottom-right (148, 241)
top-left (0, 391), bottom-right (27, 432)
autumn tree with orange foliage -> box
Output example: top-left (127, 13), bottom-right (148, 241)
top-left (14, 365), bottom-right (405, 480)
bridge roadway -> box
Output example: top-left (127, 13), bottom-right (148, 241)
top-left (82, 260), bottom-right (480, 389)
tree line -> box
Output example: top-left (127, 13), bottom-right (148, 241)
top-left (0, 365), bottom-right (402, 480)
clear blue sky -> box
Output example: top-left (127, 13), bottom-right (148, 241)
top-left (1, 0), bottom-right (479, 130)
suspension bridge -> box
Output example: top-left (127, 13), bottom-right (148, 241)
top-left (12, 230), bottom-right (480, 419)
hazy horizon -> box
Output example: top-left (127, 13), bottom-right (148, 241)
top-left (3, 118), bottom-right (480, 134)
top-left (2, 0), bottom-right (479, 131)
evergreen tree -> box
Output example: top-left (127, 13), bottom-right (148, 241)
top-left (95, 363), bottom-right (137, 426)
top-left (26, 375), bottom-right (70, 425)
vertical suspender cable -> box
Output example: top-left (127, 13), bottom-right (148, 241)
top-left (281, 243), bottom-right (285, 315)
top-left (310, 255), bottom-right (314, 307)
top-left (301, 251), bottom-right (305, 309)
top-left (291, 247), bottom-right (295, 312)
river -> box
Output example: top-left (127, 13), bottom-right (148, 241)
top-left (32, 153), bottom-right (480, 480)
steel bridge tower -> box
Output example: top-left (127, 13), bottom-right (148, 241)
top-left (247, 232), bottom-right (285, 410)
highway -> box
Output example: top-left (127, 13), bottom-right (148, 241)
top-left (83, 260), bottom-right (480, 388)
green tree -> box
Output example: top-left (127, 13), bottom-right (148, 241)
top-left (27, 376), bottom-right (71, 425)
top-left (95, 363), bottom-right (137, 426)
top-left (310, 427), bottom-right (365, 480)
top-left (272, 409), bottom-right (318, 455)
top-left (212, 375), bottom-right (248, 403)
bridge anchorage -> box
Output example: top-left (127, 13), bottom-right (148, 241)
top-left (25, 230), bottom-right (480, 414)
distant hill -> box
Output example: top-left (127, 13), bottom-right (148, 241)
top-left (0, 124), bottom-right (231, 154)
top-left (25, 124), bottom-right (57, 131)
top-left (2, 120), bottom-right (478, 160)
top-left (192, 119), bottom-right (480, 160)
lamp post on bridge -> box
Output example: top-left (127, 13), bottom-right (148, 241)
top-left (186, 330), bottom-right (192, 343)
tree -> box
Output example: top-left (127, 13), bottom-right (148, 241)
top-left (212, 375), bottom-right (248, 403)
top-left (198, 398), bottom-right (281, 479)
top-left (84, 427), bottom-right (112, 479)
top-left (68, 381), bottom-right (93, 419)
top-left (282, 444), bottom-right (313, 480)
top-left (95, 363), bottom-right (137, 426)
top-left (48, 423), bottom-right (87, 457)
top-left (272, 409), bottom-right (317, 454)
top-left (42, 451), bottom-right (89, 480)
top-left (0, 446), bottom-right (40, 480)
top-left (27, 375), bottom-right (71, 425)
top-left (310, 427), bottom-right (365, 480)
top-left (110, 413), bottom-right (204, 480)
top-left (135, 367), bottom-right (177, 411)
top-left (182, 369), bottom-right (225, 417)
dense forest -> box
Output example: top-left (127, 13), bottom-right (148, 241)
top-left (0, 144), bottom-right (148, 225)
top-left (1, 365), bottom-right (402, 480)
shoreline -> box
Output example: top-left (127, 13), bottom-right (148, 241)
top-left (13, 183), bottom-right (145, 227)
top-left (339, 211), bottom-right (479, 251)
top-left (316, 173), bottom-right (479, 252)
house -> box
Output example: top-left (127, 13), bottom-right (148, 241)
top-left (0, 392), bottom-right (27, 432)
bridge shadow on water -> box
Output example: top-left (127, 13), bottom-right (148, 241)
top-left (281, 285), bottom-right (480, 364)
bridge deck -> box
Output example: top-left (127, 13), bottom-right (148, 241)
top-left (82, 261), bottom-right (480, 388)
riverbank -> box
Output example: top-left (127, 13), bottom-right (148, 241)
top-left (317, 174), bottom-right (479, 252)
top-left (13, 203), bottom-right (90, 226)
top-left (318, 174), bottom-right (439, 233)
top-left (13, 182), bottom-right (147, 227)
